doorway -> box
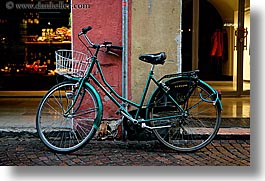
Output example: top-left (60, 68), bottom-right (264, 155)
top-left (181, 0), bottom-right (250, 96)
top-left (182, 0), bottom-right (226, 80)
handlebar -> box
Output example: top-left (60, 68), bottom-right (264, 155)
top-left (78, 26), bottom-right (92, 36)
top-left (78, 26), bottom-right (123, 52)
top-left (110, 45), bottom-right (123, 50)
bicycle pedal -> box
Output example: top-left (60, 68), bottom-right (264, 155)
top-left (141, 123), bottom-right (171, 130)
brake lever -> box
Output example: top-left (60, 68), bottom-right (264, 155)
top-left (106, 50), bottom-right (119, 57)
top-left (104, 45), bottom-right (119, 57)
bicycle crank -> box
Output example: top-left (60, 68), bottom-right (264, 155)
top-left (141, 123), bottom-right (171, 130)
top-left (120, 111), bottom-right (139, 125)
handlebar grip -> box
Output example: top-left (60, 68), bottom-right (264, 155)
top-left (111, 45), bottom-right (123, 50)
top-left (78, 26), bottom-right (92, 36)
top-left (82, 26), bottom-right (92, 33)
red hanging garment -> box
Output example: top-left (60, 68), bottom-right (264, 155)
top-left (210, 30), bottom-right (223, 57)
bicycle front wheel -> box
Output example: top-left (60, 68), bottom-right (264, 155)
top-left (36, 81), bottom-right (101, 153)
top-left (147, 78), bottom-right (222, 152)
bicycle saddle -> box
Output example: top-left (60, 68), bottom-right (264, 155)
top-left (139, 52), bottom-right (166, 65)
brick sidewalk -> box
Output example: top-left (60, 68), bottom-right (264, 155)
top-left (0, 133), bottom-right (250, 166)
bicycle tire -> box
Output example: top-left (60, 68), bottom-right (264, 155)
top-left (36, 81), bottom-right (101, 153)
top-left (147, 77), bottom-right (222, 152)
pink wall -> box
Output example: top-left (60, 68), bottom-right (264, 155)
top-left (72, 0), bottom-right (129, 119)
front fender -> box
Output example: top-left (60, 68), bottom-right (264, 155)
top-left (85, 82), bottom-right (103, 130)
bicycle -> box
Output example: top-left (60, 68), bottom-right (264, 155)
top-left (36, 26), bottom-right (222, 153)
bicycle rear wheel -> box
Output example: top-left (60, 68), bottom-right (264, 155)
top-left (36, 81), bottom-right (100, 153)
top-left (147, 78), bottom-right (221, 152)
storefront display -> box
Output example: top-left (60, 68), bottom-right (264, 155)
top-left (0, 0), bottom-right (71, 91)
top-left (24, 26), bottom-right (71, 75)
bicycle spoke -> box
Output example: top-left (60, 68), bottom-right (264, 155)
top-left (36, 82), bottom-right (99, 153)
top-left (72, 107), bottom-right (98, 117)
top-left (148, 78), bottom-right (221, 152)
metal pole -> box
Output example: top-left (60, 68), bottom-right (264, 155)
top-left (192, 0), bottom-right (199, 70)
top-left (237, 0), bottom-right (245, 96)
top-left (176, 0), bottom-right (182, 73)
top-left (122, 0), bottom-right (129, 103)
top-left (122, 0), bottom-right (129, 140)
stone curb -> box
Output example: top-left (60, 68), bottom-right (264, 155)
top-left (0, 127), bottom-right (250, 140)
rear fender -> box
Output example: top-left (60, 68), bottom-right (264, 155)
top-left (146, 77), bottom-right (223, 114)
top-left (199, 80), bottom-right (223, 110)
top-left (146, 76), bottom-right (188, 118)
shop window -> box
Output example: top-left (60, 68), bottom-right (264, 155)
top-left (0, 0), bottom-right (71, 91)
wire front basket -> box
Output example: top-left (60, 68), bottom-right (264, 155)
top-left (55, 50), bottom-right (91, 78)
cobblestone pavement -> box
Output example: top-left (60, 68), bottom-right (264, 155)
top-left (0, 133), bottom-right (250, 166)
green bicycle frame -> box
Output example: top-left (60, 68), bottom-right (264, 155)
top-left (66, 55), bottom-right (184, 123)
top-left (91, 57), bottom-right (185, 117)
top-left (65, 54), bottom-right (222, 129)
